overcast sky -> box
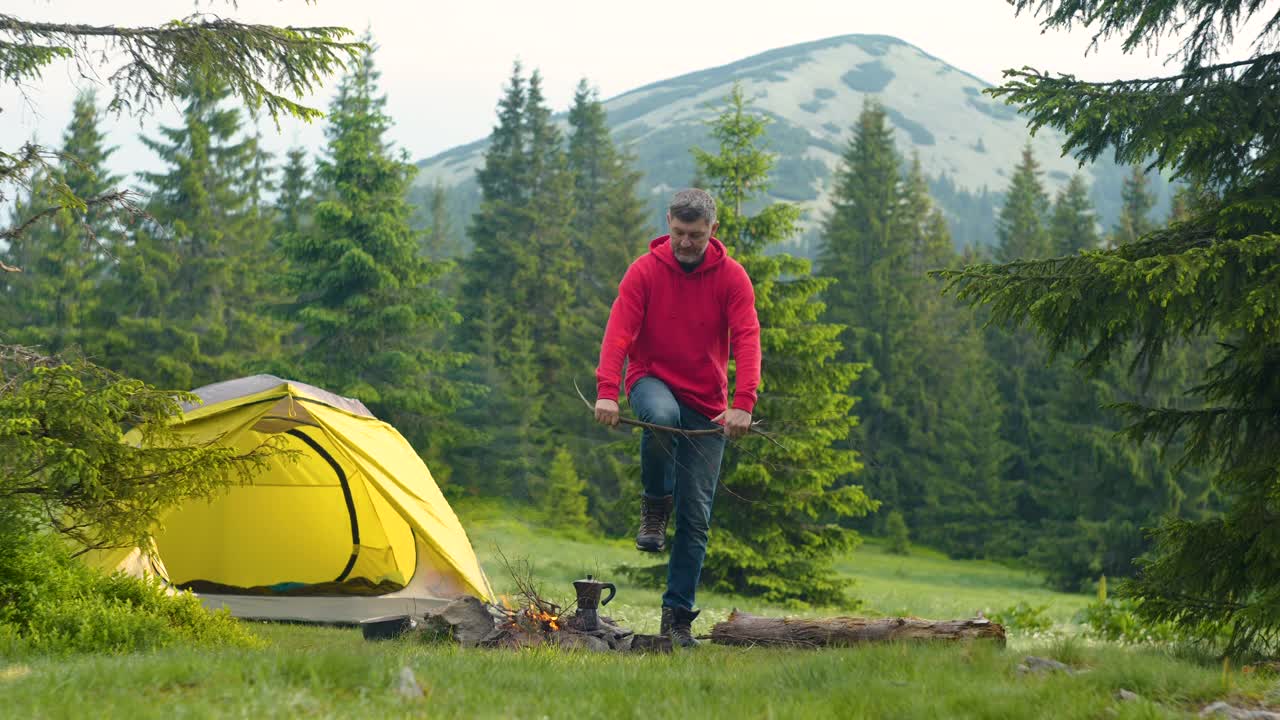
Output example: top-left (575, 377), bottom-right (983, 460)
top-left (2, 0), bottom-right (1268, 179)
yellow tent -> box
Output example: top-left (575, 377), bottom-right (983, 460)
top-left (85, 375), bottom-right (492, 624)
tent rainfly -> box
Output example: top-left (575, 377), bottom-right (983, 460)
top-left (84, 375), bottom-right (493, 624)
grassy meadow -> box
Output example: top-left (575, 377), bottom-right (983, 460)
top-left (1, 499), bottom-right (1277, 719)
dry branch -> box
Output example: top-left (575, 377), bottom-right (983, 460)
top-left (709, 610), bottom-right (1007, 648)
top-left (573, 379), bottom-right (785, 448)
top-left (492, 545), bottom-right (561, 617)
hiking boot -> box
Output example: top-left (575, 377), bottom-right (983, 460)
top-left (636, 494), bottom-right (673, 552)
top-left (661, 606), bottom-right (700, 648)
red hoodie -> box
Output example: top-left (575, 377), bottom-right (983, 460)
top-left (596, 235), bottom-right (761, 420)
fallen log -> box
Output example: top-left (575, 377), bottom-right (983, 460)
top-left (709, 610), bottom-right (1006, 648)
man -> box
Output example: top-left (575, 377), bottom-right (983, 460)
top-left (594, 188), bottom-right (761, 648)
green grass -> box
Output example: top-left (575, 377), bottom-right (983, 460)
top-left (462, 498), bottom-right (1088, 634)
top-left (2, 624), bottom-right (1275, 719)
top-left (838, 542), bottom-right (1091, 625)
top-left (1, 500), bottom-right (1276, 719)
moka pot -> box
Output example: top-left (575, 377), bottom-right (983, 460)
top-left (572, 574), bottom-right (616, 631)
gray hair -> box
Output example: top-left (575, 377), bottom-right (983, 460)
top-left (668, 188), bottom-right (717, 225)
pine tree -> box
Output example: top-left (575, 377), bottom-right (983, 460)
top-left (982, 147), bottom-right (1061, 557)
top-left (896, 157), bottom-right (1009, 556)
top-left (454, 64), bottom-right (583, 499)
top-left (282, 42), bottom-right (470, 466)
top-left (979, 156), bottom-right (1208, 589)
top-left (541, 446), bottom-right (591, 531)
top-left (272, 145), bottom-right (311, 330)
top-left (566, 79), bottom-right (649, 320)
top-left (885, 511), bottom-right (911, 555)
top-left (943, 0), bottom-right (1280, 654)
top-left (1110, 165), bottom-right (1156, 246)
top-left (996, 143), bottom-right (1052, 261)
top-left (520, 71), bottom-right (582, 406)
top-left (816, 100), bottom-right (914, 521)
top-left (2, 90), bottom-right (119, 353)
top-left (814, 103), bottom-right (1005, 551)
top-left (276, 146), bottom-right (312, 242)
top-left (242, 129), bottom-right (276, 217)
top-left (422, 182), bottom-right (459, 260)
top-left (457, 60), bottom-right (529, 296)
top-left (416, 182), bottom-right (465, 312)
top-left (93, 71), bottom-right (287, 389)
top-left (565, 78), bottom-right (652, 525)
top-left (695, 84), bottom-right (873, 605)
top-left (1032, 169), bottom-right (1213, 589)
top-left (1044, 175), bottom-right (1182, 589)
top-left (1050, 174), bottom-right (1101, 255)
top-left (446, 66), bottom-right (529, 494)
top-left (1022, 351), bottom-right (1214, 591)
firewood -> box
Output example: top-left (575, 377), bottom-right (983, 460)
top-left (415, 595), bottom-right (646, 652)
top-left (709, 610), bottom-right (1006, 648)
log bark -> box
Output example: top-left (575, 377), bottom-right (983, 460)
top-left (709, 610), bottom-right (1006, 648)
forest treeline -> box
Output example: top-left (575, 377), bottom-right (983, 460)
top-left (1, 46), bottom-right (1211, 603)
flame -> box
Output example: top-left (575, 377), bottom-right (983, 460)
top-left (519, 603), bottom-right (560, 632)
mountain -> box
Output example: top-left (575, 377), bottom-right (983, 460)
top-left (413, 34), bottom-right (1172, 255)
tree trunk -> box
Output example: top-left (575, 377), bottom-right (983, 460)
top-left (709, 610), bottom-right (1006, 648)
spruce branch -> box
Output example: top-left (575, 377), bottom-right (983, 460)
top-left (1009, 0), bottom-right (1280, 67)
top-left (1, 13), bottom-right (365, 123)
top-left (1, 189), bottom-right (138, 243)
top-left (0, 8), bottom-right (360, 268)
top-left (999, 50), bottom-right (1280, 91)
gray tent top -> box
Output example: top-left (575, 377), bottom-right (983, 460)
top-left (182, 374), bottom-right (374, 418)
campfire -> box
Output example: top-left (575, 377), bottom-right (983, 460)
top-left (500, 601), bottom-right (561, 634)
top-left (506, 599), bottom-right (558, 627)
top-left (380, 592), bottom-right (667, 653)
top-left (360, 552), bottom-right (673, 652)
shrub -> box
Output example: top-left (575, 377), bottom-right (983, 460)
top-left (0, 346), bottom-right (276, 553)
top-left (0, 531), bottom-right (259, 655)
top-left (0, 347), bottom-right (269, 654)
top-left (885, 511), bottom-right (911, 555)
top-left (1077, 597), bottom-right (1183, 645)
top-left (990, 601), bottom-right (1053, 635)
top-left (541, 446), bottom-right (592, 532)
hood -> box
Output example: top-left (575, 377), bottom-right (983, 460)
top-left (649, 235), bottom-right (727, 275)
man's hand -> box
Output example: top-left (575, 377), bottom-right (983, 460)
top-left (712, 408), bottom-right (752, 440)
top-left (594, 398), bottom-right (620, 427)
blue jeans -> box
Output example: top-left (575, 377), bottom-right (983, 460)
top-left (627, 376), bottom-right (726, 611)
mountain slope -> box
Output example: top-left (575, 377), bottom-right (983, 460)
top-left (415, 34), bottom-right (1170, 254)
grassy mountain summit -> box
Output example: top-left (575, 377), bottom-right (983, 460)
top-left (415, 34), bottom-right (1170, 255)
